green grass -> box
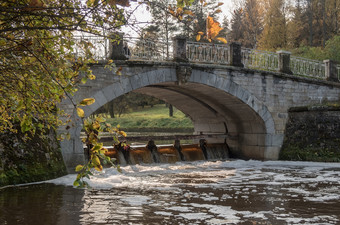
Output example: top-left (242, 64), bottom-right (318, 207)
top-left (103, 104), bottom-right (194, 132)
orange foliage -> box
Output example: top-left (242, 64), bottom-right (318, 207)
top-left (206, 16), bottom-right (223, 41)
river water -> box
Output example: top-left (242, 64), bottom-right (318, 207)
top-left (1, 160), bottom-right (340, 225)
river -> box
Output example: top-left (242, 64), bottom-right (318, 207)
top-left (1, 160), bottom-right (340, 224)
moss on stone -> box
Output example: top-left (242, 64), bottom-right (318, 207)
top-left (281, 106), bottom-right (340, 162)
top-left (0, 126), bottom-right (67, 187)
top-left (280, 144), bottom-right (340, 162)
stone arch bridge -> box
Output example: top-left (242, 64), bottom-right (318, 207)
top-left (59, 36), bottom-right (340, 172)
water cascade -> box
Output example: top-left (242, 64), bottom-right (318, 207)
top-left (104, 139), bottom-right (230, 165)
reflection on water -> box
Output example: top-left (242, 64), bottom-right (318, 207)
top-left (1, 160), bottom-right (340, 224)
top-left (0, 184), bottom-right (84, 225)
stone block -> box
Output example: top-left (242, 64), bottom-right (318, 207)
top-left (120, 77), bottom-right (133, 94)
top-left (240, 133), bottom-right (259, 145)
top-left (93, 90), bottom-right (108, 108)
top-left (130, 74), bottom-right (142, 90)
top-left (264, 146), bottom-right (280, 160)
top-left (215, 75), bottom-right (226, 90)
top-left (102, 84), bottom-right (117, 102)
top-left (147, 70), bottom-right (158, 85)
top-left (192, 70), bottom-right (202, 83)
top-left (241, 145), bottom-right (264, 160)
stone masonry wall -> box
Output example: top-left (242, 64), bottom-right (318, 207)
top-left (280, 105), bottom-right (340, 161)
top-left (0, 127), bottom-right (67, 186)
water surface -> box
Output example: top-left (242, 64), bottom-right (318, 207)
top-left (1, 160), bottom-right (340, 224)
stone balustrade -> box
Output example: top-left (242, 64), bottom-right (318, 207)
top-left (73, 35), bottom-right (339, 82)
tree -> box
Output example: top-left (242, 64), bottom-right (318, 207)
top-left (242, 0), bottom-right (263, 48)
top-left (0, 0), bottom-right (129, 135)
top-left (287, 0), bottom-right (304, 48)
top-left (258, 0), bottom-right (287, 51)
top-left (229, 7), bottom-right (245, 44)
top-left (148, 0), bottom-right (179, 57)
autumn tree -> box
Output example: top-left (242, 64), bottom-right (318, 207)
top-left (242, 0), bottom-right (263, 48)
top-left (287, 0), bottom-right (304, 48)
top-left (258, 0), bottom-right (287, 51)
top-left (229, 7), bottom-right (245, 44)
top-left (0, 0), bottom-right (131, 135)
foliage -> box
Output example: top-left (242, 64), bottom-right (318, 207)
top-left (166, 0), bottom-right (226, 43)
top-left (0, 0), bottom-right (130, 135)
top-left (73, 116), bottom-right (126, 188)
top-left (290, 35), bottom-right (340, 62)
top-left (229, 0), bottom-right (263, 48)
top-left (105, 104), bottom-right (194, 131)
top-left (93, 92), bottom-right (163, 118)
top-left (0, 124), bottom-right (67, 186)
top-left (258, 0), bottom-right (287, 51)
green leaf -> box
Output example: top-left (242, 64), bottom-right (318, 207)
top-left (81, 77), bottom-right (88, 84)
top-left (73, 180), bottom-right (80, 187)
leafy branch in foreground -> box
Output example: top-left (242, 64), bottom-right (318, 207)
top-left (0, 0), bottom-right (129, 135)
top-left (73, 98), bottom-right (126, 188)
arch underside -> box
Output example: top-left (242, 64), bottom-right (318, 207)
top-left (132, 82), bottom-right (267, 159)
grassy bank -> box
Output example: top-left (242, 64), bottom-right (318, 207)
top-left (103, 104), bottom-right (194, 132)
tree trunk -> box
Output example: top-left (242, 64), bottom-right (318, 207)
top-left (109, 102), bottom-right (115, 118)
top-left (322, 0), bottom-right (326, 48)
top-left (307, 0), bottom-right (313, 46)
top-left (169, 104), bottom-right (173, 117)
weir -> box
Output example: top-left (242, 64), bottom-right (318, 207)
top-left (104, 139), bottom-right (230, 165)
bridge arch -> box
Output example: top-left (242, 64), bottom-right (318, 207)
top-left (77, 68), bottom-right (279, 162)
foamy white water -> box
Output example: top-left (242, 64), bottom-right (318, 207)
top-left (44, 160), bottom-right (340, 224)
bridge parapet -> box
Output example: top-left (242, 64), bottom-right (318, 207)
top-left (73, 35), bottom-right (340, 82)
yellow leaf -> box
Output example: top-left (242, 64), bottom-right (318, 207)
top-left (206, 16), bottom-right (223, 39)
top-left (119, 131), bottom-right (127, 137)
top-left (79, 98), bottom-right (95, 106)
top-left (198, 31), bottom-right (204, 35)
top-left (95, 165), bottom-right (103, 171)
top-left (216, 37), bottom-right (227, 44)
top-left (183, 10), bottom-right (193, 16)
top-left (217, 2), bottom-right (224, 6)
top-left (75, 165), bottom-right (83, 172)
top-left (196, 34), bottom-right (201, 41)
top-left (89, 74), bottom-right (96, 80)
top-left (77, 107), bottom-right (85, 118)
top-left (92, 156), bottom-right (100, 166)
top-left (215, 9), bottom-right (222, 13)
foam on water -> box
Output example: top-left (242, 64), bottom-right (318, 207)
top-left (44, 160), bottom-right (340, 224)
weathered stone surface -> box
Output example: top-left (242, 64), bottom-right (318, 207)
top-left (0, 127), bottom-right (67, 186)
top-left (58, 61), bottom-right (340, 169)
